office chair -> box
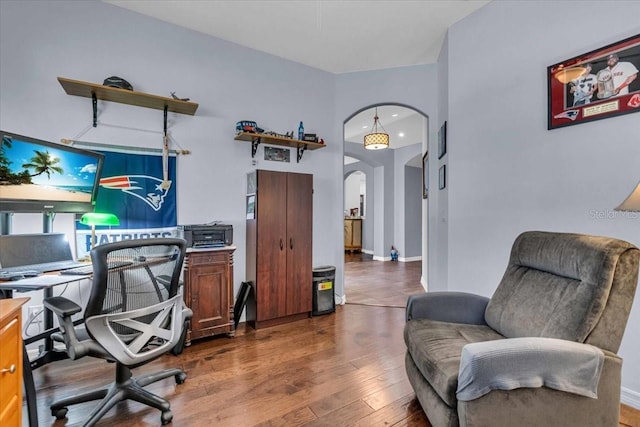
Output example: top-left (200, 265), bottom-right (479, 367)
top-left (44, 238), bottom-right (192, 426)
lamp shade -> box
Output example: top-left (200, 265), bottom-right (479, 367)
top-left (80, 212), bottom-right (120, 226)
top-left (364, 132), bottom-right (390, 150)
top-left (614, 181), bottom-right (640, 212)
top-left (364, 107), bottom-right (389, 150)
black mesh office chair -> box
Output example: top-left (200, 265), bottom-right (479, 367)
top-left (44, 238), bottom-right (192, 426)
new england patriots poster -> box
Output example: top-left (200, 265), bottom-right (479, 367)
top-left (76, 147), bottom-right (177, 257)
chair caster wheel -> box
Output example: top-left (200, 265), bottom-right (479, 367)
top-left (52, 407), bottom-right (68, 419)
top-left (161, 410), bottom-right (173, 425)
top-left (175, 372), bottom-right (187, 384)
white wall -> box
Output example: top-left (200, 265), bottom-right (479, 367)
top-left (344, 172), bottom-right (363, 217)
top-left (444, 0), bottom-right (640, 405)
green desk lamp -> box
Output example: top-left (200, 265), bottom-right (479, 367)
top-left (80, 212), bottom-right (120, 249)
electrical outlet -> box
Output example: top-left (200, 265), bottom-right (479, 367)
top-left (28, 305), bottom-right (44, 324)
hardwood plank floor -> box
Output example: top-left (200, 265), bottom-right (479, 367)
top-left (23, 257), bottom-right (640, 426)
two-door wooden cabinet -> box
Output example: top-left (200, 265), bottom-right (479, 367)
top-left (183, 247), bottom-right (235, 344)
top-left (344, 218), bottom-right (362, 251)
top-left (246, 170), bottom-right (313, 329)
top-left (0, 298), bottom-right (29, 427)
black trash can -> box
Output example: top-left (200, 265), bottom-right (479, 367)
top-left (312, 265), bottom-right (336, 315)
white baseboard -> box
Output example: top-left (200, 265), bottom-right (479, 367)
top-left (621, 387), bottom-right (640, 409)
top-left (399, 256), bottom-right (421, 262)
top-left (335, 294), bottom-right (346, 305)
top-left (372, 255), bottom-right (389, 261)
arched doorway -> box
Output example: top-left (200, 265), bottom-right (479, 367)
top-left (343, 103), bottom-right (429, 303)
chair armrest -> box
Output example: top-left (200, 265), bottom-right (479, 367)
top-left (43, 296), bottom-right (82, 317)
top-left (456, 337), bottom-right (605, 401)
top-left (406, 292), bottom-right (489, 324)
top-left (43, 296), bottom-right (92, 359)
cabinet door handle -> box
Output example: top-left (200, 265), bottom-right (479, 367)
top-left (1, 364), bottom-right (16, 374)
top-left (290, 238), bottom-right (293, 250)
top-left (280, 239), bottom-right (283, 250)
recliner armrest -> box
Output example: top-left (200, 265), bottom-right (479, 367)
top-left (406, 292), bottom-right (489, 324)
top-left (456, 337), bottom-right (605, 401)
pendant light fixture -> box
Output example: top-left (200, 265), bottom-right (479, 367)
top-left (364, 107), bottom-right (389, 150)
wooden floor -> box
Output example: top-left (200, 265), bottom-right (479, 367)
top-left (23, 255), bottom-right (640, 427)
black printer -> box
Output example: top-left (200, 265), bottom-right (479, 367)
top-left (178, 224), bottom-right (233, 248)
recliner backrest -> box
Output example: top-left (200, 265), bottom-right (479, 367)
top-left (485, 231), bottom-right (639, 352)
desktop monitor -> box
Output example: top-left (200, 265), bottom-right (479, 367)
top-left (0, 130), bottom-right (104, 213)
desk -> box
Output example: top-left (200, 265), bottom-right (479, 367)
top-left (0, 298), bottom-right (29, 427)
top-left (0, 274), bottom-right (89, 427)
top-left (0, 273), bottom-right (91, 368)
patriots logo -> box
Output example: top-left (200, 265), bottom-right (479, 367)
top-left (100, 175), bottom-right (171, 211)
top-left (554, 110), bottom-right (580, 121)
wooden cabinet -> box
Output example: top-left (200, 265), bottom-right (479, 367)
top-left (246, 170), bottom-right (313, 329)
top-left (344, 218), bottom-right (362, 251)
top-left (183, 247), bottom-right (235, 344)
top-left (0, 298), bottom-right (29, 427)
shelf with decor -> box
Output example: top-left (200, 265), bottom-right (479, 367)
top-left (234, 131), bottom-right (326, 163)
top-left (57, 77), bottom-right (199, 130)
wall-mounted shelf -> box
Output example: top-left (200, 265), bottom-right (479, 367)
top-left (234, 131), bottom-right (326, 163)
top-left (57, 77), bottom-right (199, 129)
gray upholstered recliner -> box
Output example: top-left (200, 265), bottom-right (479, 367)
top-left (404, 231), bottom-right (639, 427)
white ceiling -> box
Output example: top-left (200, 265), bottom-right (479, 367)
top-left (344, 104), bottom-right (425, 151)
top-left (104, 0), bottom-right (490, 74)
top-left (104, 1), bottom-right (488, 154)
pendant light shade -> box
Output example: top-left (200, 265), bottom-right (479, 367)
top-left (364, 108), bottom-right (389, 150)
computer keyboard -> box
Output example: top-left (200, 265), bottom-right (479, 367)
top-left (0, 260), bottom-right (86, 274)
top-left (60, 260), bottom-right (134, 276)
top-left (0, 270), bottom-right (40, 281)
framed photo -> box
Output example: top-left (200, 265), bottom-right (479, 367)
top-left (438, 122), bottom-right (447, 159)
top-left (547, 33), bottom-right (640, 130)
top-left (422, 152), bottom-right (429, 199)
top-left (246, 195), bottom-right (255, 220)
top-left (439, 165), bottom-right (446, 190)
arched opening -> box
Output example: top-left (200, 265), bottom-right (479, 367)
top-left (343, 103), bottom-right (429, 305)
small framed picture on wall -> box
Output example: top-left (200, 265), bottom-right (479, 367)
top-left (438, 121), bottom-right (447, 159)
top-left (439, 165), bottom-right (446, 190)
top-left (422, 152), bottom-right (429, 199)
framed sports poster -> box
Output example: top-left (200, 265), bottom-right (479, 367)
top-left (547, 33), bottom-right (640, 130)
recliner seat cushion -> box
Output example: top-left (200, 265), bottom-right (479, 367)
top-left (404, 319), bottom-right (504, 406)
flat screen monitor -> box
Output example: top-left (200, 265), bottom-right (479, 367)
top-left (0, 130), bottom-right (104, 213)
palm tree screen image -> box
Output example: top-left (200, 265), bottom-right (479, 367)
top-left (0, 131), bottom-right (104, 211)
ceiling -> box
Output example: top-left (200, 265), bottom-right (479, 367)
top-left (104, 0), bottom-right (490, 74)
top-left (344, 105), bottom-right (425, 151)
top-left (104, 1), bottom-right (489, 154)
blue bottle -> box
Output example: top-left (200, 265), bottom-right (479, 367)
top-left (298, 121), bottom-right (304, 140)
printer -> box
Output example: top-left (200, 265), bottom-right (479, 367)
top-left (178, 224), bottom-right (233, 248)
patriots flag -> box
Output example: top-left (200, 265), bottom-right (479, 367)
top-left (75, 147), bottom-right (177, 257)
